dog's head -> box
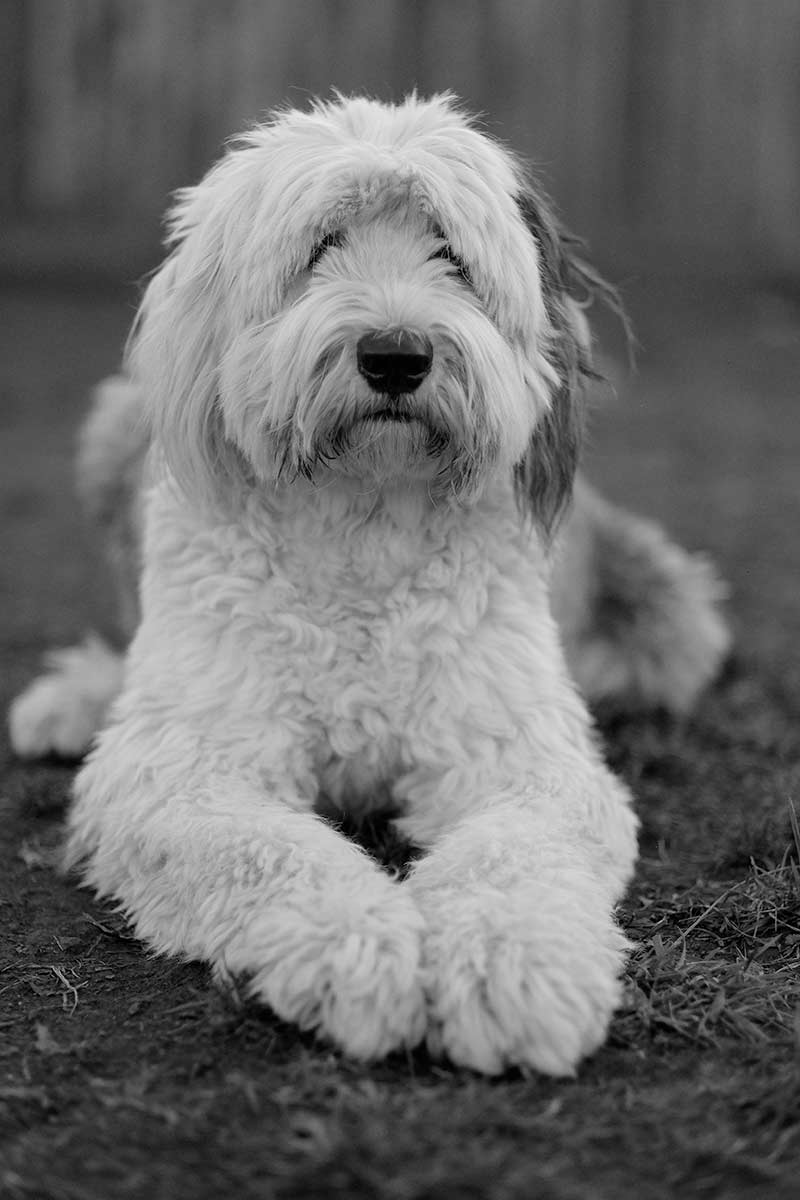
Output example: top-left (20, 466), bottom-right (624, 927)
top-left (129, 93), bottom-right (617, 533)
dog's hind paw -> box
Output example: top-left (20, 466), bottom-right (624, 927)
top-left (555, 482), bottom-right (731, 715)
top-left (9, 636), bottom-right (124, 759)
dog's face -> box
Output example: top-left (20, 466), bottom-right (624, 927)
top-left (130, 94), bottom-right (604, 530)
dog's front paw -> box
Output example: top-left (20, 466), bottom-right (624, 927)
top-left (415, 875), bottom-right (630, 1076)
top-left (225, 879), bottom-right (428, 1060)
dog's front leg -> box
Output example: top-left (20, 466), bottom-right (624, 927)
top-left (68, 723), bottom-right (426, 1059)
top-left (401, 746), bottom-right (638, 1076)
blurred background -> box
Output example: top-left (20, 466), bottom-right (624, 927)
top-left (1, 0), bottom-right (799, 670)
top-left (1, 0), bottom-right (799, 278)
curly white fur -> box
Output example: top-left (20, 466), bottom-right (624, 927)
top-left (9, 93), bottom-right (730, 1074)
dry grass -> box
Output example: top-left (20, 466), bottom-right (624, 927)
top-left (620, 843), bottom-right (800, 1051)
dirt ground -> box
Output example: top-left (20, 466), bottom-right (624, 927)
top-left (1, 271), bottom-right (799, 1199)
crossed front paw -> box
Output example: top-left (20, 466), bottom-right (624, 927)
top-left (223, 880), bottom-right (428, 1060)
top-left (412, 876), bottom-right (631, 1076)
top-left (216, 871), bottom-right (628, 1074)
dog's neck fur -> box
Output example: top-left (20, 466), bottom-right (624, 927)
top-left (152, 467), bottom-right (543, 601)
top-left (251, 469), bottom-right (529, 544)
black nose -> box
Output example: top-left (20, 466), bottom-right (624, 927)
top-left (356, 329), bottom-right (433, 394)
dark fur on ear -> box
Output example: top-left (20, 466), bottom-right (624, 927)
top-left (514, 185), bottom-right (631, 539)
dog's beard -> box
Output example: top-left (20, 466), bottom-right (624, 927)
top-left (291, 350), bottom-right (501, 498)
top-left (223, 340), bottom-right (502, 500)
top-left (312, 407), bottom-right (453, 489)
top-left (219, 268), bottom-right (539, 502)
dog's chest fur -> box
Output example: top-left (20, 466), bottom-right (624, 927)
top-left (141, 479), bottom-right (549, 814)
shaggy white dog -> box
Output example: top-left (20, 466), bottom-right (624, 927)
top-left (9, 94), bottom-right (729, 1075)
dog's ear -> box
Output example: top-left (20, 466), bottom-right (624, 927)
top-left (513, 185), bottom-right (628, 539)
top-left (124, 179), bottom-right (252, 509)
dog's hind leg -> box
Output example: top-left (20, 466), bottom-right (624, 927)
top-left (9, 636), bottom-right (126, 759)
top-left (552, 478), bottom-right (731, 715)
top-left (9, 376), bottom-right (145, 759)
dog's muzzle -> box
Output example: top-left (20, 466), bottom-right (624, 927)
top-left (356, 329), bottom-right (433, 397)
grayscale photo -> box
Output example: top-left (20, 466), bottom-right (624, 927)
top-left (2, 3), bottom-right (799, 1197)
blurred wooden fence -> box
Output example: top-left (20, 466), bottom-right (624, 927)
top-left (1, 0), bottom-right (799, 275)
